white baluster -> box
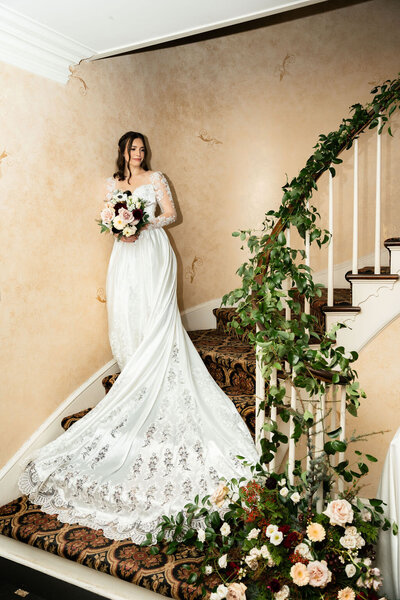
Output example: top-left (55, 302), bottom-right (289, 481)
top-left (330, 385), bottom-right (338, 469)
top-left (338, 385), bottom-right (347, 493)
top-left (328, 171), bottom-right (334, 306)
top-left (352, 138), bottom-right (359, 274)
top-left (285, 226), bottom-right (291, 322)
top-left (375, 117), bottom-right (382, 274)
top-left (315, 392), bottom-right (326, 512)
top-left (306, 400), bottom-right (314, 473)
top-left (305, 201), bottom-right (310, 315)
top-left (255, 327), bottom-right (265, 455)
top-left (288, 375), bottom-right (297, 485)
top-left (270, 368), bottom-right (277, 473)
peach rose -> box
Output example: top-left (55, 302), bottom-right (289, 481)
top-left (211, 482), bottom-right (229, 507)
top-left (324, 499), bottom-right (354, 527)
top-left (337, 587), bottom-right (356, 600)
top-left (307, 560), bottom-right (332, 587)
top-left (226, 582), bottom-right (247, 600)
top-left (101, 207), bottom-right (115, 223)
top-left (307, 522), bottom-right (326, 542)
top-left (118, 208), bottom-right (134, 223)
top-left (290, 562), bottom-right (310, 586)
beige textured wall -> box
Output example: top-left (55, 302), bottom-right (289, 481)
top-left (350, 317), bottom-right (400, 494)
top-left (0, 57), bottom-right (143, 466)
top-left (1, 0), bottom-right (400, 473)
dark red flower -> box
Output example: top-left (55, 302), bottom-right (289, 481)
top-left (279, 525), bottom-right (291, 535)
top-left (283, 531), bottom-right (299, 548)
top-left (268, 579), bottom-right (281, 593)
top-left (265, 477), bottom-right (277, 490)
top-left (114, 201), bottom-right (127, 214)
top-left (132, 209), bottom-right (143, 220)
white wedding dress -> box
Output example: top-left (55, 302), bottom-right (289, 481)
top-left (19, 171), bottom-right (259, 543)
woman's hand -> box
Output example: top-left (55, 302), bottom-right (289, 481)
top-left (113, 233), bottom-right (139, 243)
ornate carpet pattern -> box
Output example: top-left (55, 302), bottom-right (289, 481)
top-left (0, 496), bottom-right (217, 600)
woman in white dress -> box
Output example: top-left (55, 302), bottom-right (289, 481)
top-left (19, 131), bottom-right (259, 544)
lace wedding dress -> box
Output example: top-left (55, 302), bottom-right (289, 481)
top-left (19, 171), bottom-right (259, 543)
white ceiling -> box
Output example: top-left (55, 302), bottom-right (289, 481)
top-left (0, 0), bottom-right (328, 82)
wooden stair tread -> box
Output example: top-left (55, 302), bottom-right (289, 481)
top-left (323, 304), bottom-right (361, 313)
top-left (384, 237), bottom-right (400, 247)
top-left (346, 266), bottom-right (398, 281)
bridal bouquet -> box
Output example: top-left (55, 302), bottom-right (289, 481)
top-left (97, 189), bottom-right (149, 239)
top-left (152, 468), bottom-right (395, 600)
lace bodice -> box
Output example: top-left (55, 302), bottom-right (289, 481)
top-left (106, 171), bottom-right (176, 230)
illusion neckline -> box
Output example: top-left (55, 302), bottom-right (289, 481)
top-left (114, 182), bottom-right (153, 195)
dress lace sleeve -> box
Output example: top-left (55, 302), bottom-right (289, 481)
top-left (147, 172), bottom-right (177, 229)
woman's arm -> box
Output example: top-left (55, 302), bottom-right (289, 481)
top-left (146, 172), bottom-right (177, 229)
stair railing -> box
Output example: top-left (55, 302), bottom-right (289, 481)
top-left (224, 76), bottom-right (400, 507)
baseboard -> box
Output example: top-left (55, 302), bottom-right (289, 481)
top-left (0, 359), bottom-right (118, 506)
top-left (181, 297), bottom-right (220, 330)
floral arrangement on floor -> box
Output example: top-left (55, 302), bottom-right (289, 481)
top-left (151, 466), bottom-right (394, 600)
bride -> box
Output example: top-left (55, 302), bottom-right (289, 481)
top-left (18, 131), bottom-right (259, 544)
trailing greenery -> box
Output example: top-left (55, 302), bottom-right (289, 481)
top-left (222, 75), bottom-right (400, 491)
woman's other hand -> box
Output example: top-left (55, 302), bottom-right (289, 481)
top-left (113, 233), bottom-right (139, 243)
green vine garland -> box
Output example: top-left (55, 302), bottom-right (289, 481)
top-left (222, 75), bottom-right (400, 495)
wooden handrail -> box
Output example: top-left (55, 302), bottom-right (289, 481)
top-left (255, 79), bottom-right (400, 282)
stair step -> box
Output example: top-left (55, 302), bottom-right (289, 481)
top-left (323, 304), bottom-right (361, 313)
top-left (384, 237), bottom-right (400, 247)
top-left (346, 266), bottom-right (398, 281)
top-left (0, 496), bottom-right (210, 599)
top-left (188, 329), bottom-right (255, 394)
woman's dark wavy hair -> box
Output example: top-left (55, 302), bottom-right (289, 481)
top-left (113, 131), bottom-right (149, 183)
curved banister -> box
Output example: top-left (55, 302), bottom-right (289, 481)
top-left (255, 78), bottom-right (400, 283)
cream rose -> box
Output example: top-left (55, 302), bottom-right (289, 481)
top-left (307, 560), bottom-right (332, 587)
top-left (244, 554), bottom-right (259, 570)
top-left (122, 225), bottom-right (137, 237)
top-left (211, 483), bottom-right (229, 507)
top-left (324, 499), bottom-right (354, 527)
top-left (220, 522), bottom-right (231, 537)
top-left (345, 563), bottom-right (357, 577)
top-left (290, 562), bottom-right (310, 586)
top-left (226, 582), bottom-right (247, 600)
top-left (307, 522), bottom-right (326, 542)
top-left (294, 542), bottom-right (313, 560)
top-left (197, 528), bottom-right (205, 542)
top-left (274, 585), bottom-right (290, 600)
top-left (291, 492), bottom-right (301, 504)
top-left (337, 587), bottom-right (356, 600)
top-left (280, 486), bottom-right (289, 498)
top-left (216, 584), bottom-right (229, 599)
top-left (218, 554), bottom-right (228, 569)
top-left (260, 544), bottom-right (275, 567)
top-left (205, 565), bottom-right (213, 575)
top-left (247, 528), bottom-right (260, 540)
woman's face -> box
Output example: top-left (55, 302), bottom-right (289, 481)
top-left (124, 137), bottom-right (145, 168)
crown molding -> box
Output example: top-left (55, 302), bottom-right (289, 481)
top-left (0, 3), bottom-right (94, 84)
